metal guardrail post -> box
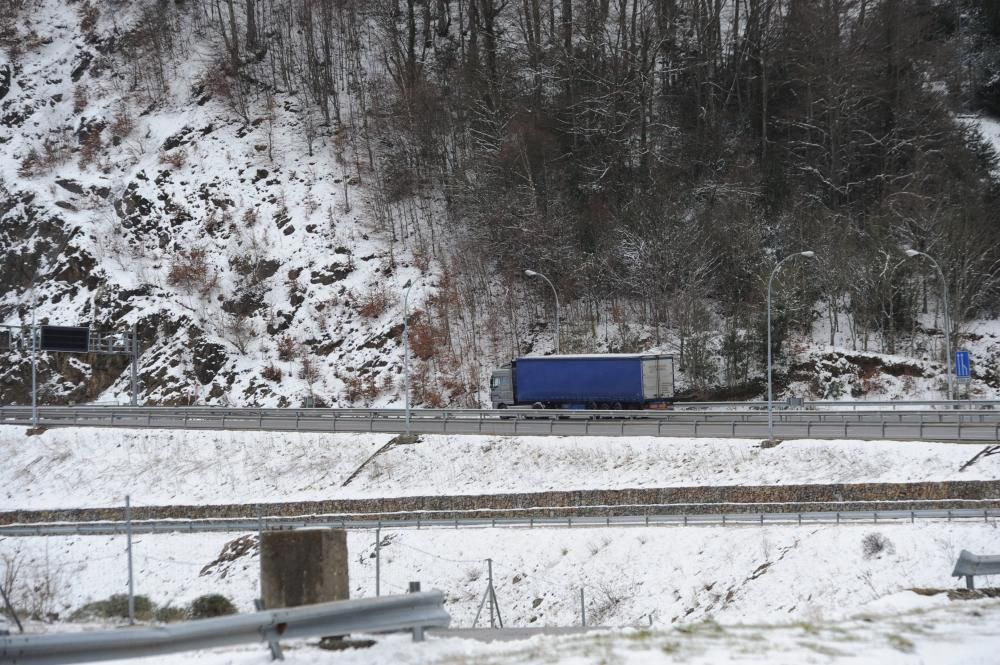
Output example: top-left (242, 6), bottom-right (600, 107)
top-left (253, 598), bottom-right (283, 660)
top-left (408, 583), bottom-right (424, 642)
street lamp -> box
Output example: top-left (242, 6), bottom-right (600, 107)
top-left (767, 251), bottom-right (816, 442)
top-left (524, 269), bottom-right (560, 354)
top-left (402, 279), bottom-right (414, 436)
top-left (904, 249), bottom-right (953, 401)
top-left (31, 308), bottom-right (37, 429)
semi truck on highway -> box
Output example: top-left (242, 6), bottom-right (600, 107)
top-left (489, 353), bottom-right (675, 410)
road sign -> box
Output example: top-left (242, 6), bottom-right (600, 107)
top-left (955, 350), bottom-right (971, 381)
top-left (39, 325), bottom-right (90, 352)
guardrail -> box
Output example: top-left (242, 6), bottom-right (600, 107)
top-left (0, 592), bottom-right (450, 664)
top-left (951, 549), bottom-right (1000, 590)
top-left (3, 405), bottom-right (1000, 441)
top-left (2, 508), bottom-right (996, 537)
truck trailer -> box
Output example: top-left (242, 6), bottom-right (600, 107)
top-left (489, 353), bottom-right (675, 410)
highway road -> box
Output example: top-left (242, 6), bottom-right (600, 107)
top-left (3, 405), bottom-right (1000, 441)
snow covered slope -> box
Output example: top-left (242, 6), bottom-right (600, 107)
top-left (0, 0), bottom-right (434, 409)
top-left (3, 426), bottom-right (999, 510)
top-left (4, 521), bottom-right (999, 634)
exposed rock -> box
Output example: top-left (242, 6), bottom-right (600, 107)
top-left (192, 340), bottom-right (228, 384)
top-left (55, 178), bottom-right (85, 195)
top-left (162, 125), bottom-right (195, 151)
top-left (70, 51), bottom-right (93, 82)
top-left (0, 65), bottom-right (11, 101)
top-left (222, 286), bottom-right (265, 317)
top-left (310, 263), bottom-right (353, 285)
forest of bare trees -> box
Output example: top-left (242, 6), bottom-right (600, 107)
top-left (20, 0), bottom-right (1000, 398)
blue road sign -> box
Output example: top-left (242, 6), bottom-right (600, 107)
top-left (955, 350), bottom-right (971, 380)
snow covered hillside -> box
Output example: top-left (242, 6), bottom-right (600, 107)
top-left (0, 0), bottom-right (454, 409)
top-left (4, 521), bottom-right (999, 629)
top-left (2, 426), bottom-right (998, 630)
top-left (3, 427), bottom-right (1000, 510)
top-left (4, 0), bottom-right (1000, 412)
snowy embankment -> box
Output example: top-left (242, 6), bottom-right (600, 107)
top-left (2, 426), bottom-right (999, 511)
top-left (4, 522), bottom-right (999, 628)
top-left (3, 425), bottom-right (1000, 662)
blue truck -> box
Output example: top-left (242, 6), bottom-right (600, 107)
top-left (489, 353), bottom-right (675, 410)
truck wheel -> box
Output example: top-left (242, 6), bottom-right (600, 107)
top-left (613, 401), bottom-right (623, 410)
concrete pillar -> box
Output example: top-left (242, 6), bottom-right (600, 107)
top-left (260, 529), bottom-right (349, 609)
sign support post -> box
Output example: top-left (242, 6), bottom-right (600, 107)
top-left (130, 324), bottom-right (139, 407)
top-left (955, 350), bottom-right (971, 401)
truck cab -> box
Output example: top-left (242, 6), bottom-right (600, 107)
top-left (490, 366), bottom-right (514, 409)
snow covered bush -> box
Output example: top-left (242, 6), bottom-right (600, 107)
top-left (861, 532), bottom-right (895, 560)
top-left (189, 594), bottom-right (236, 619)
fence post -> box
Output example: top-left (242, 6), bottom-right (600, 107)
top-left (580, 588), bottom-right (586, 627)
top-left (375, 528), bottom-right (381, 597)
top-left (488, 559), bottom-right (495, 629)
top-left (125, 495), bottom-right (135, 626)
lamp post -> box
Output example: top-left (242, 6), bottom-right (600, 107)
top-left (402, 279), bottom-right (414, 436)
top-left (31, 308), bottom-right (37, 430)
top-left (904, 249), bottom-right (953, 401)
top-left (524, 269), bottom-right (560, 354)
top-left (767, 251), bottom-right (816, 442)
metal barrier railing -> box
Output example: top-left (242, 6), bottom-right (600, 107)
top-left (0, 592), bottom-right (450, 664)
top-left (2, 507), bottom-right (997, 537)
top-left (952, 549), bottom-right (1000, 590)
top-left (3, 405), bottom-right (1000, 441)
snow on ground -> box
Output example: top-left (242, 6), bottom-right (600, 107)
top-left (2, 427), bottom-right (999, 510)
top-left (3, 426), bottom-right (999, 661)
top-left (10, 599), bottom-right (1000, 665)
top-left (2, 521), bottom-right (999, 660)
top-left (3, 522), bottom-right (999, 627)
